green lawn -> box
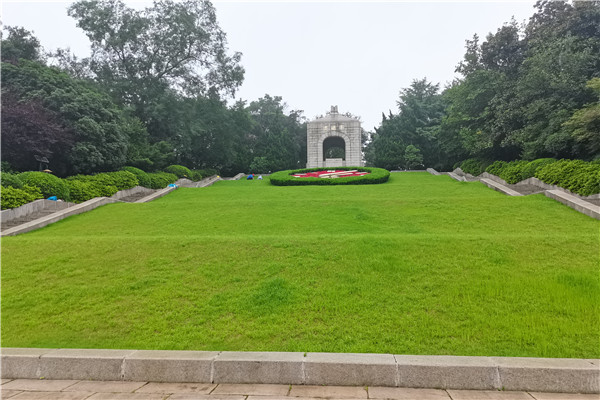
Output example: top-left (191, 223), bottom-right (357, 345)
top-left (2, 172), bottom-right (598, 358)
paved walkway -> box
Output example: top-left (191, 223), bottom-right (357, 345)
top-left (1, 380), bottom-right (597, 400)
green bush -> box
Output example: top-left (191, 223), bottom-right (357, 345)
top-left (535, 159), bottom-right (600, 196)
top-left (459, 159), bottom-right (490, 176)
top-left (269, 167), bottom-right (390, 186)
top-left (122, 166), bottom-right (152, 188)
top-left (1, 173), bottom-right (24, 189)
top-left (17, 171), bottom-right (70, 200)
top-left (520, 158), bottom-right (557, 181)
top-left (485, 161), bottom-right (507, 176)
top-left (0, 185), bottom-right (43, 210)
top-left (92, 171), bottom-right (138, 191)
top-left (497, 160), bottom-right (529, 184)
top-left (66, 180), bottom-right (101, 203)
top-left (189, 170), bottom-right (204, 181)
top-left (147, 172), bottom-right (178, 189)
top-left (165, 165), bottom-right (192, 179)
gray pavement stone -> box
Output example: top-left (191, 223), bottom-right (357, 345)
top-left (64, 380), bottom-right (147, 393)
top-left (395, 355), bottom-right (500, 390)
top-left (0, 390), bottom-right (22, 399)
top-left (168, 395), bottom-right (246, 400)
top-left (494, 357), bottom-right (600, 394)
top-left (1, 380), bottom-right (14, 385)
top-left (88, 393), bottom-right (165, 400)
top-left (2, 379), bottom-right (79, 392)
top-left (529, 393), bottom-right (600, 400)
top-left (1, 348), bottom-right (55, 379)
top-left (9, 391), bottom-right (92, 399)
top-left (124, 350), bottom-right (218, 383)
top-left (367, 387), bottom-right (450, 399)
top-left (304, 353), bottom-right (396, 387)
top-left (211, 383), bottom-right (289, 396)
top-left (446, 390), bottom-right (533, 399)
top-left (289, 385), bottom-right (368, 399)
top-left (213, 352), bottom-right (304, 385)
top-left (135, 382), bottom-right (215, 394)
top-left (40, 349), bottom-right (135, 381)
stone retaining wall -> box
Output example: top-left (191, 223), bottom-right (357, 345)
top-left (1, 348), bottom-right (598, 393)
top-left (1, 199), bottom-right (74, 224)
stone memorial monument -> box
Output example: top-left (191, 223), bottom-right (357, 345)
top-left (306, 106), bottom-right (363, 168)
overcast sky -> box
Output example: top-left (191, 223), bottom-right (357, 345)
top-left (2, 0), bottom-right (538, 130)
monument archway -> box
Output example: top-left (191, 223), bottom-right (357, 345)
top-left (306, 106), bottom-right (362, 168)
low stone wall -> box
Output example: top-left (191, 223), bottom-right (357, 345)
top-left (1, 348), bottom-right (598, 393)
top-left (426, 168), bottom-right (440, 175)
top-left (1, 197), bottom-right (118, 237)
top-left (110, 186), bottom-right (154, 201)
top-left (480, 178), bottom-right (522, 196)
top-left (134, 186), bottom-right (178, 203)
top-left (545, 190), bottom-right (600, 219)
top-left (1, 199), bottom-right (74, 224)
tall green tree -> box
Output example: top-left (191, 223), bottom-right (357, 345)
top-left (366, 78), bottom-right (445, 169)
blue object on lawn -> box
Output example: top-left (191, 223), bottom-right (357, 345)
top-left (168, 183), bottom-right (178, 188)
top-left (48, 196), bottom-right (58, 201)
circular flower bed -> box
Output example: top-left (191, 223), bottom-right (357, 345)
top-left (270, 167), bottom-right (390, 186)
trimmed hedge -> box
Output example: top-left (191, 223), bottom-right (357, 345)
top-left (1, 173), bottom-right (24, 189)
top-left (66, 180), bottom-right (101, 203)
top-left (122, 166), bottom-right (152, 188)
top-left (519, 158), bottom-right (556, 181)
top-left (459, 158), bottom-right (490, 176)
top-left (92, 171), bottom-right (138, 191)
top-left (165, 165), bottom-right (192, 179)
top-left (497, 160), bottom-right (529, 184)
top-left (147, 172), bottom-right (178, 189)
top-left (0, 185), bottom-right (44, 210)
top-left (18, 171), bottom-right (70, 200)
top-left (485, 161), bottom-right (507, 176)
top-left (535, 159), bottom-right (600, 196)
top-left (270, 167), bottom-right (390, 186)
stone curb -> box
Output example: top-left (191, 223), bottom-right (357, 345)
top-left (479, 178), bottom-right (523, 196)
top-left (134, 186), bottom-right (178, 203)
top-left (0, 197), bottom-right (117, 237)
top-left (426, 168), bottom-right (440, 176)
top-left (1, 349), bottom-right (598, 393)
top-left (545, 190), bottom-right (600, 220)
top-left (446, 172), bottom-right (465, 182)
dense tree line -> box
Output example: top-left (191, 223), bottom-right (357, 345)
top-left (365, 0), bottom-right (600, 170)
top-left (1, 0), bottom-right (306, 176)
top-left (3, 0), bottom-right (598, 176)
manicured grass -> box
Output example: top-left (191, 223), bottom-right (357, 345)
top-left (2, 173), bottom-right (598, 357)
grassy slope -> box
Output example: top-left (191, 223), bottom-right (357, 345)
top-left (2, 173), bottom-right (598, 357)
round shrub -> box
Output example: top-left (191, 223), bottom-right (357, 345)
top-left (147, 172), bottom-right (178, 189)
top-left (17, 171), bottom-right (69, 200)
top-left (459, 158), bottom-right (490, 176)
top-left (66, 180), bottom-right (101, 203)
top-left (92, 171), bottom-right (138, 191)
top-left (92, 184), bottom-right (119, 197)
top-left (165, 165), bottom-right (192, 179)
top-left (1, 185), bottom-right (43, 210)
top-left (122, 166), bottom-right (152, 188)
top-left (189, 170), bottom-right (203, 181)
top-left (270, 167), bottom-right (390, 186)
top-left (1, 172), bottom-right (23, 189)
